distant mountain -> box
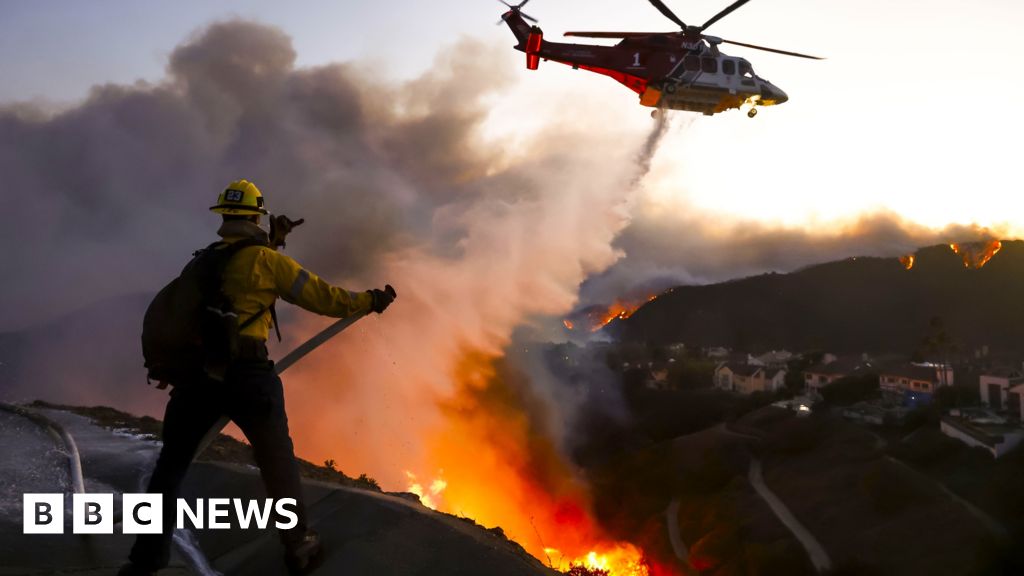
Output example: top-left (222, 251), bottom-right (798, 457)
top-left (614, 241), bottom-right (1024, 355)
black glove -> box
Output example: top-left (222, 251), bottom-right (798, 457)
top-left (367, 284), bottom-right (397, 314)
top-left (269, 214), bottom-right (305, 248)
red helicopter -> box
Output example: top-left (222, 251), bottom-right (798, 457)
top-left (500, 0), bottom-right (823, 117)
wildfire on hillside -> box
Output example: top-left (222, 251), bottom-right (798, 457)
top-left (565, 295), bottom-right (659, 333)
top-left (949, 240), bottom-right (1002, 269)
top-left (899, 254), bottom-right (915, 270)
top-left (406, 351), bottom-right (666, 576)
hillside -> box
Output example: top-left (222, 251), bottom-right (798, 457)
top-left (615, 241), bottom-right (1024, 355)
top-left (0, 404), bottom-right (557, 576)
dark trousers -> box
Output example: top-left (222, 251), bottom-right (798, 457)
top-left (129, 361), bottom-right (308, 570)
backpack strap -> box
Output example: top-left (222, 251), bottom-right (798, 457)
top-left (270, 304), bottom-right (281, 342)
top-left (196, 238), bottom-right (282, 339)
top-left (237, 302), bottom-right (281, 342)
top-left (211, 238), bottom-right (282, 342)
top-left (194, 239), bottom-right (260, 298)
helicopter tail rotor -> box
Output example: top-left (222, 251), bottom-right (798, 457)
top-left (497, 0), bottom-right (538, 25)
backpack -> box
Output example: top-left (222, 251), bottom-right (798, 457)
top-left (141, 239), bottom-right (272, 386)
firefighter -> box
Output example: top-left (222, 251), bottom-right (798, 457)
top-left (120, 179), bottom-right (394, 576)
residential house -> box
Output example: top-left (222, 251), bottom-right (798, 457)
top-left (715, 362), bottom-right (786, 395)
top-left (750, 349), bottom-right (794, 369)
top-left (940, 409), bottom-right (1024, 458)
top-left (706, 346), bottom-right (730, 359)
top-left (804, 357), bottom-right (871, 392)
top-left (979, 369), bottom-right (1024, 417)
top-left (878, 363), bottom-right (953, 405)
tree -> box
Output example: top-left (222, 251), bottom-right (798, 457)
top-left (921, 316), bottom-right (957, 387)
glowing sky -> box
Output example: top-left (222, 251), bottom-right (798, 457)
top-left (3, 0), bottom-right (1021, 238)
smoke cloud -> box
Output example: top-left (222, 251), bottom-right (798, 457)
top-left (0, 20), bottom-right (530, 331)
top-left (577, 205), bottom-right (1011, 309)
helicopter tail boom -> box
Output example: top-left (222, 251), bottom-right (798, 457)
top-left (503, 10), bottom-right (545, 70)
top-left (502, 9), bottom-right (534, 49)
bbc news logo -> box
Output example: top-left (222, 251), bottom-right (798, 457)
top-left (23, 494), bottom-right (297, 534)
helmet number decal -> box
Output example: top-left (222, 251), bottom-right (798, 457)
top-left (225, 190), bottom-right (244, 202)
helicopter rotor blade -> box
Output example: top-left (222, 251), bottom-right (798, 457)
top-left (647, 0), bottom-right (687, 30)
top-left (496, 0), bottom-right (538, 24)
top-left (516, 0), bottom-right (536, 21)
top-left (699, 0), bottom-right (753, 32)
top-left (719, 38), bottom-right (825, 60)
top-left (564, 31), bottom-right (670, 38)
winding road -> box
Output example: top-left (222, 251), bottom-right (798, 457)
top-left (747, 458), bottom-right (832, 572)
top-left (664, 420), bottom-right (833, 574)
top-left (664, 499), bottom-right (688, 563)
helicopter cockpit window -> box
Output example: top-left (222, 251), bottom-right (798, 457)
top-left (739, 61), bottom-right (753, 78)
top-left (722, 60), bottom-right (736, 75)
top-left (684, 55), bottom-right (700, 72)
top-left (701, 58), bottom-right (718, 73)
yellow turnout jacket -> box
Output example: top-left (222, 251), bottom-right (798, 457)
top-left (216, 220), bottom-right (373, 340)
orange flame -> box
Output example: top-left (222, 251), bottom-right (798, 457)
top-left (949, 240), bottom-right (1002, 269)
top-left (554, 545), bottom-right (651, 575)
top-left (585, 295), bottom-right (658, 333)
top-left (415, 351), bottom-right (655, 576)
top-left (899, 254), bottom-right (915, 270)
top-left (563, 319), bottom-right (575, 330)
top-left (405, 471), bottom-right (448, 509)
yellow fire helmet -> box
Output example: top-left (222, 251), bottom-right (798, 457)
top-left (210, 179), bottom-right (270, 216)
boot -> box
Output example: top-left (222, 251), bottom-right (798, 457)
top-left (284, 530), bottom-right (324, 575)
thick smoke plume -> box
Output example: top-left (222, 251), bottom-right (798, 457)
top-left (578, 206), bottom-right (1014, 310)
top-left (0, 17), bottom-right (660, 508)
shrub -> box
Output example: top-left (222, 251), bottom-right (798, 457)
top-left (354, 473), bottom-right (380, 490)
top-left (563, 564), bottom-right (609, 576)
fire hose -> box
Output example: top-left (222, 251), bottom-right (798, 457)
top-left (0, 402), bottom-right (86, 494)
top-left (194, 284), bottom-right (397, 458)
